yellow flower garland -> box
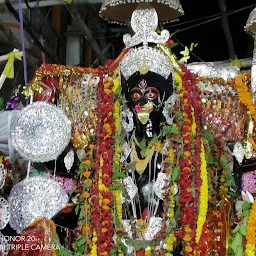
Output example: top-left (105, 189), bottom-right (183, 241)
top-left (234, 73), bottom-right (256, 121)
top-left (112, 78), bottom-right (123, 223)
top-left (114, 100), bottom-right (121, 133)
top-left (89, 231), bottom-right (98, 256)
top-left (245, 201), bottom-right (256, 256)
top-left (165, 146), bottom-right (176, 256)
top-left (196, 140), bottom-right (208, 244)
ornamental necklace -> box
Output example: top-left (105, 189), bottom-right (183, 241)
top-left (131, 141), bottom-right (155, 175)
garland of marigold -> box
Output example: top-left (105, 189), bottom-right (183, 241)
top-left (74, 143), bottom-right (94, 254)
top-left (195, 140), bottom-right (208, 244)
top-left (245, 201), bottom-right (256, 256)
top-left (91, 75), bottom-right (115, 255)
top-left (176, 71), bottom-right (199, 255)
top-left (164, 140), bottom-right (177, 256)
top-left (234, 73), bottom-right (255, 121)
top-left (112, 75), bottom-right (123, 225)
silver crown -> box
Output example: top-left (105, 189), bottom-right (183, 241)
top-left (244, 7), bottom-right (256, 36)
top-left (99, 0), bottom-right (184, 25)
top-left (119, 4), bottom-right (173, 80)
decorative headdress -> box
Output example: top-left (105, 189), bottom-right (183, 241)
top-left (119, 3), bottom-right (174, 81)
top-left (99, 0), bottom-right (184, 24)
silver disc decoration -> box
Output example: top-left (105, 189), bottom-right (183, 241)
top-left (8, 176), bottom-right (68, 233)
top-left (11, 102), bottom-right (71, 163)
top-left (0, 232), bottom-right (8, 256)
top-left (0, 164), bottom-right (7, 189)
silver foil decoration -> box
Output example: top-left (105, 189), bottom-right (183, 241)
top-left (0, 164), bottom-right (7, 189)
top-left (186, 62), bottom-right (240, 81)
top-left (122, 176), bottom-right (138, 201)
top-left (251, 40), bottom-right (256, 104)
top-left (76, 149), bottom-right (86, 162)
top-left (143, 217), bottom-right (163, 240)
top-left (120, 142), bottom-right (132, 163)
top-left (11, 102), bottom-right (71, 163)
top-left (245, 8), bottom-right (256, 103)
top-left (0, 196), bottom-right (10, 230)
top-left (244, 7), bottom-right (256, 36)
top-left (121, 220), bottom-right (133, 238)
top-left (162, 94), bottom-right (178, 126)
top-left (174, 182), bottom-right (179, 195)
top-left (8, 176), bottom-right (68, 233)
top-left (119, 5), bottom-right (173, 80)
top-left (120, 46), bottom-right (173, 80)
top-left (64, 149), bottom-right (75, 172)
top-left (142, 183), bottom-right (156, 204)
top-left (121, 109), bottom-right (134, 133)
top-left (99, 0), bottom-right (184, 25)
top-left (123, 6), bottom-right (169, 48)
top-left (233, 142), bottom-right (245, 165)
top-left (0, 232), bottom-right (8, 256)
top-left (153, 172), bottom-right (169, 200)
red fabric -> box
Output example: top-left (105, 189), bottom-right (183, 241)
top-left (8, 218), bottom-right (55, 256)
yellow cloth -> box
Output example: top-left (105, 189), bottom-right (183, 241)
top-left (2, 52), bottom-right (22, 79)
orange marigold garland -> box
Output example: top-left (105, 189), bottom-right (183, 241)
top-left (176, 67), bottom-right (203, 255)
top-left (91, 74), bottom-right (115, 255)
top-left (73, 142), bottom-right (95, 254)
top-left (245, 201), bottom-right (256, 256)
top-left (234, 73), bottom-right (255, 120)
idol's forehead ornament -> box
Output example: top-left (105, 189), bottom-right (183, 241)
top-left (119, 3), bottom-right (174, 81)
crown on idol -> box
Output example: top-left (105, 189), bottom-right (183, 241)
top-left (118, 3), bottom-right (175, 80)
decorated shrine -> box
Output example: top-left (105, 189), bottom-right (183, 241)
top-left (0, 0), bottom-right (256, 256)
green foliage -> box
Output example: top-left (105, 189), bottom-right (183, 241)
top-left (172, 166), bottom-right (180, 182)
top-left (0, 97), bottom-right (4, 110)
top-left (115, 86), bottom-right (122, 96)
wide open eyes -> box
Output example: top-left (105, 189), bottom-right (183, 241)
top-left (130, 87), bottom-right (159, 101)
top-left (130, 89), bottom-right (143, 101)
top-left (144, 87), bottom-right (159, 100)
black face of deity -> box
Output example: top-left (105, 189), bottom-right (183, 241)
top-left (122, 71), bottom-right (173, 126)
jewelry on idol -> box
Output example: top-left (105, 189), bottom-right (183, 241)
top-left (162, 93), bottom-right (178, 126)
top-left (121, 107), bottom-right (134, 133)
top-left (156, 91), bottom-right (166, 110)
top-left (131, 141), bottom-right (155, 175)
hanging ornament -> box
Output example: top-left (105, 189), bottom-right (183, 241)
top-left (11, 102), bottom-right (71, 163)
top-left (233, 142), bottom-right (245, 165)
top-left (0, 196), bottom-right (10, 230)
top-left (0, 164), bottom-right (7, 189)
top-left (76, 149), bottom-right (86, 162)
top-left (8, 176), bottom-right (68, 233)
top-left (64, 150), bottom-right (75, 172)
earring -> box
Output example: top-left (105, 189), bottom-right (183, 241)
top-left (121, 108), bottom-right (134, 132)
top-left (162, 93), bottom-right (178, 126)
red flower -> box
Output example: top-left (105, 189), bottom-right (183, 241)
top-left (166, 38), bottom-right (174, 46)
top-left (136, 251), bottom-right (145, 256)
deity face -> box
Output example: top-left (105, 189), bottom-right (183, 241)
top-left (123, 71), bottom-right (173, 126)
